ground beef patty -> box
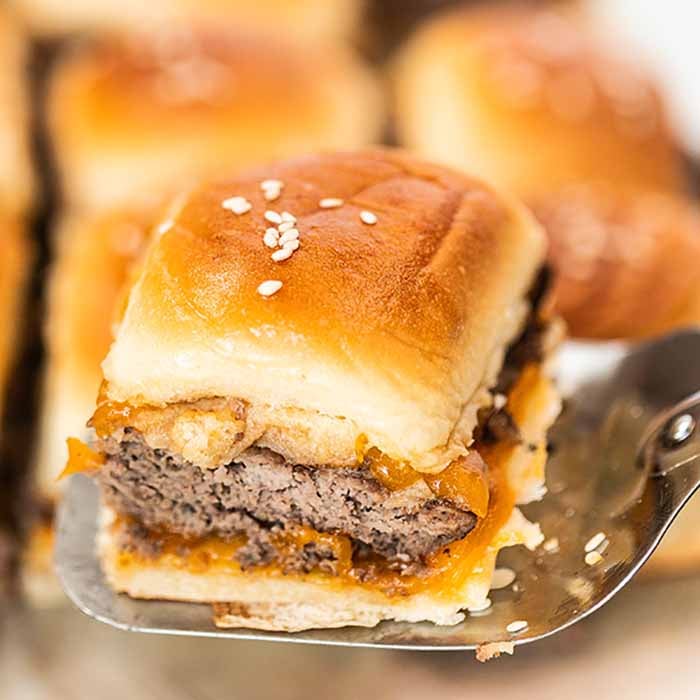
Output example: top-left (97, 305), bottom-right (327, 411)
top-left (98, 431), bottom-right (477, 573)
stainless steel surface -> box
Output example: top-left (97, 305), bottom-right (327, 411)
top-left (55, 331), bottom-right (700, 650)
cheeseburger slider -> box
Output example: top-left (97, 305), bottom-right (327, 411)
top-left (393, 3), bottom-right (686, 199)
top-left (48, 27), bottom-right (383, 212)
top-left (69, 150), bottom-right (561, 630)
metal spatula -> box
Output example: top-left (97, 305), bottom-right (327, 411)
top-left (54, 330), bottom-right (700, 651)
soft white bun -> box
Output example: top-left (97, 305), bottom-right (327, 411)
top-left (9, 0), bottom-right (362, 41)
top-left (48, 28), bottom-right (383, 211)
top-left (393, 3), bottom-right (686, 199)
top-left (0, 9), bottom-right (34, 216)
top-left (100, 149), bottom-right (547, 473)
top-left (35, 210), bottom-right (150, 500)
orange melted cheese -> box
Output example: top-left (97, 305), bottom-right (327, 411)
top-left (60, 437), bottom-right (105, 479)
top-left (423, 453), bottom-right (490, 518)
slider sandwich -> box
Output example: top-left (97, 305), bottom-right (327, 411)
top-left (393, 3), bottom-right (686, 199)
top-left (48, 27), bottom-right (383, 211)
top-left (68, 150), bottom-right (562, 630)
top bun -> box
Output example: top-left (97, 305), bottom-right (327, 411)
top-left (393, 3), bottom-right (686, 198)
top-left (49, 28), bottom-right (383, 211)
top-left (9, 0), bottom-right (362, 42)
top-left (101, 149), bottom-right (546, 473)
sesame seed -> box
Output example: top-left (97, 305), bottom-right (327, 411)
top-left (506, 620), bottom-right (528, 634)
top-left (542, 537), bottom-right (560, 553)
top-left (467, 598), bottom-right (492, 613)
top-left (584, 532), bottom-right (607, 553)
top-left (263, 228), bottom-right (279, 248)
top-left (222, 196), bottom-right (252, 215)
top-left (360, 210), bottom-right (378, 225)
top-left (257, 280), bottom-right (283, 297)
top-left (261, 179), bottom-right (283, 201)
top-left (264, 210), bottom-right (282, 225)
top-left (319, 197), bottom-right (344, 209)
top-left (283, 239), bottom-right (300, 252)
top-left (278, 221), bottom-right (295, 233)
top-left (271, 247), bottom-right (293, 262)
top-left (280, 211), bottom-right (296, 223)
top-left (490, 567), bottom-right (516, 590)
top-left (493, 393), bottom-right (507, 410)
top-left (278, 229), bottom-right (299, 246)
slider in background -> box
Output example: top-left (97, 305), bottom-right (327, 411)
top-left (532, 185), bottom-right (700, 340)
top-left (48, 27), bottom-right (384, 212)
top-left (8, 0), bottom-right (364, 43)
top-left (22, 210), bottom-right (149, 604)
top-left (392, 2), bottom-right (687, 199)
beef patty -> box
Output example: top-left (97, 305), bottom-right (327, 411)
top-left (99, 433), bottom-right (477, 573)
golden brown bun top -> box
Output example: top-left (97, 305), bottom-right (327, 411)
top-left (533, 186), bottom-right (700, 340)
top-left (103, 149), bottom-right (546, 471)
top-left (49, 27), bottom-right (383, 211)
top-left (394, 3), bottom-right (686, 198)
